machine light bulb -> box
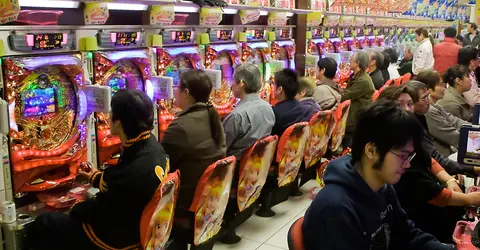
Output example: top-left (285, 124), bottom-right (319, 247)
top-left (87, 52), bottom-right (93, 59)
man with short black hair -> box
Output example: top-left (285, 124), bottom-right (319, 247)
top-left (313, 57), bottom-right (342, 110)
top-left (368, 51), bottom-right (385, 89)
top-left (433, 27), bottom-right (462, 74)
top-left (303, 100), bottom-right (454, 250)
top-left (223, 64), bottom-right (275, 160)
top-left (271, 68), bottom-right (310, 136)
top-left (463, 22), bottom-right (480, 48)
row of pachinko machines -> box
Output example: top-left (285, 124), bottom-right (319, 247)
top-left (0, 25), bottom-right (295, 230)
top-left (304, 25), bottom-right (445, 87)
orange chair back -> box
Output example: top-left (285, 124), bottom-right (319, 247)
top-left (287, 217), bottom-right (305, 250)
top-left (140, 169), bottom-right (180, 250)
top-left (276, 122), bottom-right (310, 187)
top-left (372, 81), bottom-right (393, 101)
top-left (330, 100), bottom-right (351, 152)
top-left (189, 156), bottom-right (236, 246)
top-left (237, 136), bottom-right (278, 212)
top-left (303, 111), bottom-right (335, 168)
top-left (401, 73), bottom-right (412, 84)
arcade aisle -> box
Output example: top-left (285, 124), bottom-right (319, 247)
top-left (214, 181), bottom-right (318, 250)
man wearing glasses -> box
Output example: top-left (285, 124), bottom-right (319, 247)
top-left (302, 101), bottom-right (454, 250)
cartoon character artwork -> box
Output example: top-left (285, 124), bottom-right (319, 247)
top-left (277, 123), bottom-right (310, 187)
top-left (140, 159), bottom-right (180, 250)
top-left (237, 136), bottom-right (278, 212)
top-left (190, 157), bottom-right (235, 246)
top-left (330, 100), bottom-right (351, 152)
top-left (304, 111), bottom-right (335, 168)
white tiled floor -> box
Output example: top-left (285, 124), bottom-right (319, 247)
top-left (213, 180), bottom-right (318, 250)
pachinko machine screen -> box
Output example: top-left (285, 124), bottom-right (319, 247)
top-left (3, 54), bottom-right (87, 195)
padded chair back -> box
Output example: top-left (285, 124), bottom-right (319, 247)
top-left (401, 73), bottom-right (412, 84)
top-left (237, 136), bottom-right (278, 212)
top-left (276, 122), bottom-right (310, 187)
top-left (372, 80), bottom-right (392, 101)
top-left (330, 100), bottom-right (351, 152)
top-left (303, 111), bottom-right (335, 168)
top-left (287, 217), bottom-right (305, 250)
top-left (140, 169), bottom-right (180, 250)
top-left (189, 156), bottom-right (236, 246)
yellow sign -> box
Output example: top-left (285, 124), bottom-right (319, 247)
top-left (84, 2), bottom-right (109, 25)
top-left (150, 5), bottom-right (174, 25)
top-left (0, 0), bottom-right (19, 24)
top-left (239, 10), bottom-right (261, 24)
top-left (199, 7), bottom-right (222, 25)
top-left (306, 12), bottom-right (323, 26)
top-left (268, 12), bottom-right (287, 26)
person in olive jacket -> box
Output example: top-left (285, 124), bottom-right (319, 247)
top-left (28, 89), bottom-right (168, 250)
top-left (342, 51), bottom-right (375, 144)
top-left (162, 69), bottom-right (227, 215)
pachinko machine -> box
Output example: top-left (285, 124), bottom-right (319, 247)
top-left (204, 28), bottom-right (241, 118)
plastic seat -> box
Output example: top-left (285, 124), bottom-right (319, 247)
top-left (330, 100), bottom-right (351, 153)
top-left (170, 156), bottom-right (236, 249)
top-left (287, 217), bottom-right (305, 250)
top-left (300, 111), bottom-right (335, 186)
top-left (401, 73), bottom-right (412, 84)
top-left (220, 136), bottom-right (278, 244)
top-left (140, 169), bottom-right (180, 250)
top-left (256, 122), bottom-right (310, 217)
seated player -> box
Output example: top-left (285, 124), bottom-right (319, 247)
top-left (222, 64), bottom-right (275, 161)
top-left (302, 100), bottom-right (454, 250)
top-left (405, 80), bottom-right (479, 175)
top-left (380, 51), bottom-right (391, 83)
top-left (295, 77), bottom-right (321, 120)
top-left (368, 51), bottom-right (385, 89)
top-left (415, 70), bottom-right (470, 156)
top-left (398, 44), bottom-right (415, 76)
top-left (342, 51), bottom-right (375, 144)
top-left (378, 84), bottom-right (480, 243)
top-left (28, 89), bottom-right (168, 250)
top-left (383, 47), bottom-right (400, 80)
top-left (313, 57), bottom-right (342, 110)
top-left (162, 69), bottom-right (226, 216)
top-left (271, 69), bottom-right (310, 137)
top-left (438, 65), bottom-right (473, 122)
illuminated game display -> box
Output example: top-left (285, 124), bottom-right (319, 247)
top-left (271, 29), bottom-right (296, 70)
top-left (93, 49), bottom-right (152, 169)
top-left (3, 53), bottom-right (87, 194)
top-left (306, 28), bottom-right (324, 78)
top-left (205, 29), bottom-right (241, 117)
top-left (157, 30), bottom-right (201, 138)
top-left (242, 29), bottom-right (272, 103)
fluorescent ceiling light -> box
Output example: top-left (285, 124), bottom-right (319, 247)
top-left (19, 0), bottom-right (80, 8)
top-left (107, 3), bottom-right (148, 11)
top-left (286, 12), bottom-right (294, 17)
top-left (223, 8), bottom-right (238, 14)
top-left (260, 10), bottom-right (269, 16)
top-left (174, 6), bottom-right (199, 13)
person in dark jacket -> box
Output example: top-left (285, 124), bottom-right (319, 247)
top-left (405, 80), bottom-right (479, 175)
top-left (296, 76), bottom-right (321, 120)
top-left (463, 22), bottom-right (480, 48)
top-left (162, 69), bottom-right (227, 214)
top-left (368, 51), bottom-right (385, 89)
top-left (28, 89), bottom-right (168, 250)
top-left (302, 101), bottom-right (454, 250)
top-left (398, 44), bottom-right (415, 76)
top-left (381, 51), bottom-right (391, 83)
top-left (271, 68), bottom-right (310, 137)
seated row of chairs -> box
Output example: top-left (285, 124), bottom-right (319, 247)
top-left (139, 100), bottom-right (352, 250)
top-left (372, 73), bottom-right (412, 101)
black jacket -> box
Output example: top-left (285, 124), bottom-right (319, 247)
top-left (463, 31), bottom-right (480, 48)
top-left (271, 99), bottom-right (310, 137)
top-left (415, 114), bottom-right (474, 175)
top-left (70, 135), bottom-right (167, 249)
top-left (369, 69), bottom-right (385, 90)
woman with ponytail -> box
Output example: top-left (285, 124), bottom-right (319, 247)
top-left (162, 69), bottom-right (227, 213)
top-left (413, 28), bottom-right (435, 75)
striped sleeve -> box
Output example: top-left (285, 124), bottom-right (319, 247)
top-left (88, 171), bottom-right (102, 188)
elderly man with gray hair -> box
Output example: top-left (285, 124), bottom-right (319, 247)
top-left (398, 43), bottom-right (416, 76)
top-left (222, 63), bottom-right (275, 161)
top-left (341, 51), bottom-right (375, 145)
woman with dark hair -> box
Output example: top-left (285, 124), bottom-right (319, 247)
top-left (438, 65), bottom-right (473, 121)
top-left (380, 51), bottom-right (391, 83)
top-left (458, 46), bottom-right (480, 107)
top-left (416, 70), bottom-right (470, 156)
top-left (28, 89), bottom-right (168, 250)
top-left (383, 47), bottom-right (400, 79)
top-left (162, 69), bottom-right (227, 214)
top-left (413, 28), bottom-right (435, 75)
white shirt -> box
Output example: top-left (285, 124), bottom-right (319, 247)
top-left (412, 39), bottom-right (434, 75)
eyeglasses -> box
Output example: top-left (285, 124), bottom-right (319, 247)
top-left (389, 151), bottom-right (416, 166)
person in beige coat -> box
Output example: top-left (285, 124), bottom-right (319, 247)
top-left (438, 65), bottom-right (473, 122)
top-left (416, 70), bottom-right (470, 156)
top-left (313, 57), bottom-right (342, 110)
